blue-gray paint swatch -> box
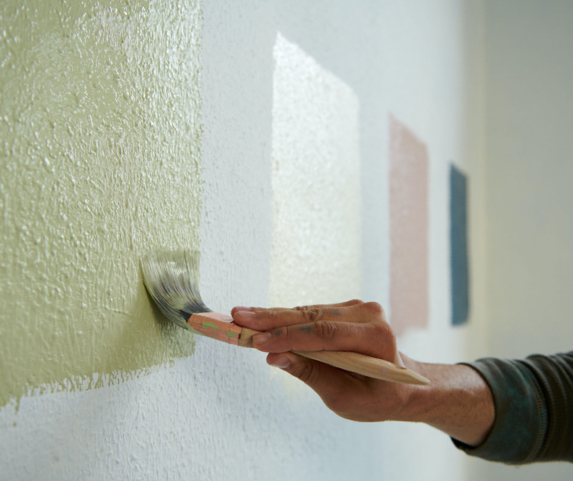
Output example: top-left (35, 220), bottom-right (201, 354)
top-left (450, 164), bottom-right (469, 325)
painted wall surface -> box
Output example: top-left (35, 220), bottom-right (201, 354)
top-left (389, 114), bottom-right (429, 336)
top-left (0, 0), bottom-right (203, 408)
top-left (269, 33), bottom-right (361, 308)
top-left (479, 1), bottom-right (573, 480)
top-left (1, 1), bottom-right (491, 480)
top-left (450, 164), bottom-right (470, 326)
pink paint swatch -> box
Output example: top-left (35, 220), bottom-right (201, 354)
top-left (389, 115), bottom-right (429, 336)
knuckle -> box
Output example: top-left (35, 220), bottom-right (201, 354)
top-left (371, 322), bottom-right (393, 339)
top-left (294, 306), bottom-right (323, 322)
top-left (377, 324), bottom-right (390, 340)
top-left (313, 320), bottom-right (337, 340)
top-left (272, 327), bottom-right (287, 339)
top-left (370, 323), bottom-right (397, 357)
top-left (363, 301), bottom-right (384, 315)
top-left (360, 301), bottom-right (386, 320)
top-left (346, 299), bottom-right (363, 306)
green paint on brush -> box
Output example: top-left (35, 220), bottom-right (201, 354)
top-left (225, 332), bottom-right (239, 338)
top-left (202, 322), bottom-right (220, 330)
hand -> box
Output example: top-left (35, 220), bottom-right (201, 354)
top-left (231, 300), bottom-right (416, 423)
top-left (231, 300), bottom-right (495, 446)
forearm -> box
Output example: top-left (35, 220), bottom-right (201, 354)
top-left (233, 304), bottom-right (573, 464)
top-left (452, 354), bottom-right (573, 464)
top-left (397, 356), bottom-right (495, 446)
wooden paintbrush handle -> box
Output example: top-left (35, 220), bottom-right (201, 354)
top-left (292, 350), bottom-right (429, 385)
top-left (239, 327), bottom-right (429, 385)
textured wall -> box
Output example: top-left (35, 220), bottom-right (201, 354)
top-left (0, 0), bottom-right (202, 408)
top-left (1, 1), bottom-right (489, 480)
top-left (269, 33), bottom-right (361, 307)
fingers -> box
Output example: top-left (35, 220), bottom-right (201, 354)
top-left (231, 300), bottom-right (379, 331)
top-left (231, 300), bottom-right (362, 319)
top-left (253, 320), bottom-right (396, 360)
top-left (232, 306), bottom-right (342, 331)
top-left (232, 300), bottom-right (396, 363)
top-left (293, 299), bottom-right (364, 309)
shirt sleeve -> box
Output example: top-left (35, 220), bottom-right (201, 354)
top-left (451, 352), bottom-right (573, 464)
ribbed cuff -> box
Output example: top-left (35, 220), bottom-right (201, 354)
top-left (451, 358), bottom-right (547, 465)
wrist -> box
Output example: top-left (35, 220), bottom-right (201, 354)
top-left (391, 355), bottom-right (436, 424)
top-left (392, 355), bottom-right (495, 446)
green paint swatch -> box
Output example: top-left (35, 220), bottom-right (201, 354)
top-left (0, 0), bottom-right (204, 408)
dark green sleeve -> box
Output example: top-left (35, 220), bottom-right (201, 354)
top-left (451, 352), bottom-right (573, 464)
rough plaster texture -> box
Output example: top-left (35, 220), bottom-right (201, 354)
top-left (1, 1), bottom-right (492, 480)
top-left (1, 344), bottom-right (399, 480)
top-left (0, 0), bottom-right (203, 408)
top-left (269, 33), bottom-right (361, 307)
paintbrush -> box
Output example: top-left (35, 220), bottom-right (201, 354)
top-left (140, 250), bottom-right (429, 385)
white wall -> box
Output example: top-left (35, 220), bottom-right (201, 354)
top-left (0, 0), bottom-right (531, 480)
top-left (485, 0), bottom-right (573, 359)
top-left (479, 1), bottom-right (573, 480)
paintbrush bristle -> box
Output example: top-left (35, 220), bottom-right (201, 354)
top-left (140, 250), bottom-right (211, 330)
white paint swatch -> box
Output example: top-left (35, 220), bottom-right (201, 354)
top-left (269, 33), bottom-right (361, 307)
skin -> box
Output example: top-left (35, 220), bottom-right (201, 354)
top-left (231, 300), bottom-right (495, 447)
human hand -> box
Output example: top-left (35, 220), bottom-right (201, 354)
top-left (231, 300), bottom-right (418, 423)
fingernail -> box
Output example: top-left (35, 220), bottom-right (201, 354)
top-left (237, 310), bottom-right (256, 319)
top-left (252, 332), bottom-right (271, 345)
top-left (270, 356), bottom-right (291, 369)
top-left (234, 306), bottom-right (252, 312)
